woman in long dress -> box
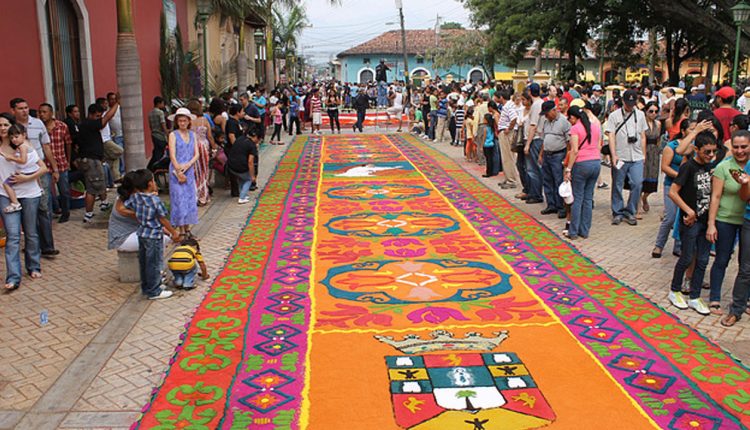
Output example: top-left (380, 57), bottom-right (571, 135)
top-left (187, 99), bottom-right (216, 206)
top-left (168, 108), bottom-right (200, 236)
top-left (640, 101), bottom-right (662, 218)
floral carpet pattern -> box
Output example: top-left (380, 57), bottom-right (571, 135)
top-left (135, 134), bottom-right (750, 430)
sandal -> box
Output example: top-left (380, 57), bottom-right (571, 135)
top-left (3, 283), bottom-right (18, 292)
top-left (29, 271), bottom-right (42, 279)
top-left (651, 247), bottom-right (663, 259)
top-left (4, 202), bottom-right (22, 214)
top-left (709, 302), bottom-right (723, 315)
top-left (721, 313), bottom-right (740, 327)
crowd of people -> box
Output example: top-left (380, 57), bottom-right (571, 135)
top-left (8, 75), bottom-right (750, 316)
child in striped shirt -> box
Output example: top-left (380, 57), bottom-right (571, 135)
top-left (452, 102), bottom-right (466, 147)
top-left (167, 237), bottom-right (209, 290)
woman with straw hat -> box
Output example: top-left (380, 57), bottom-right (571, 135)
top-left (167, 107), bottom-right (199, 237)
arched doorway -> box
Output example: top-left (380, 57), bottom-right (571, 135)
top-left (468, 68), bottom-right (485, 83)
top-left (358, 67), bottom-right (374, 84)
top-left (46, 0), bottom-right (85, 114)
top-left (411, 68), bottom-right (430, 87)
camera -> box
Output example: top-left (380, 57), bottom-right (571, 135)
top-left (627, 136), bottom-right (638, 144)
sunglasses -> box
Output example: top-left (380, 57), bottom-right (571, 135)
top-left (647, 109), bottom-right (658, 114)
top-left (702, 149), bottom-right (717, 155)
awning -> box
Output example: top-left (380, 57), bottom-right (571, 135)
top-left (494, 72), bottom-right (515, 81)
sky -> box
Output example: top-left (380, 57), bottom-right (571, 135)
top-left (300, 0), bottom-right (472, 64)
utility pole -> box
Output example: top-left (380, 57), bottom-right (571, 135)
top-left (397, 0), bottom-right (409, 83)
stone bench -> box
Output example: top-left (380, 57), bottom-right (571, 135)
top-left (117, 250), bottom-right (140, 283)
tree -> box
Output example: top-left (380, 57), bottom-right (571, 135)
top-left (210, 0), bottom-right (261, 93)
top-left (273, 4), bottom-right (308, 83)
top-left (455, 390), bottom-right (478, 411)
top-left (116, 0), bottom-right (146, 170)
top-left (440, 22), bottom-right (464, 30)
top-left (428, 30), bottom-right (496, 77)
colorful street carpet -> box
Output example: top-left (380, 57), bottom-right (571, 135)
top-left (135, 134), bottom-right (750, 430)
top-left (321, 111), bottom-right (407, 128)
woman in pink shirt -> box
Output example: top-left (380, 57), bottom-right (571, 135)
top-left (564, 105), bottom-right (601, 239)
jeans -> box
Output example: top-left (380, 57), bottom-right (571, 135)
top-left (172, 265), bottom-right (198, 289)
top-left (670, 221), bottom-right (711, 299)
top-left (428, 111), bottom-right (438, 140)
top-left (289, 115), bottom-right (301, 135)
top-left (516, 149), bottom-right (528, 194)
top-left (0, 195), bottom-right (41, 286)
top-left (611, 160), bottom-right (643, 218)
top-left (569, 160), bottom-right (600, 238)
top-left (55, 170), bottom-right (71, 218)
top-left (231, 169), bottom-right (256, 200)
top-left (377, 81), bottom-right (388, 106)
top-left (138, 236), bottom-right (164, 297)
top-left (113, 135), bottom-right (125, 174)
top-left (271, 124), bottom-right (282, 141)
top-left (148, 135), bottom-right (168, 171)
top-left (327, 109), bottom-right (340, 132)
top-left (483, 146), bottom-right (496, 176)
top-left (524, 138), bottom-right (543, 200)
top-left (38, 173), bottom-right (55, 252)
top-left (355, 109), bottom-right (366, 132)
top-left (730, 219), bottom-right (750, 316)
top-left (709, 220), bottom-right (742, 302)
top-left (655, 185), bottom-right (681, 252)
top-left (541, 150), bottom-right (566, 211)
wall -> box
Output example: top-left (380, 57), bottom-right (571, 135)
top-left (0, 3), bottom-right (46, 108)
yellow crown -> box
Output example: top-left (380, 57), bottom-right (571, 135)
top-left (375, 330), bottom-right (509, 354)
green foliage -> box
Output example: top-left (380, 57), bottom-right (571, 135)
top-left (440, 22), bottom-right (464, 30)
top-left (429, 31), bottom-right (495, 77)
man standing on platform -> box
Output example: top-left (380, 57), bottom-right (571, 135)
top-left (376, 59), bottom-right (390, 107)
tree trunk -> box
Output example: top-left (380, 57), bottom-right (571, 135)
top-left (116, 0), bottom-right (146, 170)
top-left (264, 0), bottom-right (275, 88)
top-left (648, 29), bottom-right (657, 85)
top-left (534, 42), bottom-right (543, 74)
top-left (237, 21), bottom-right (248, 93)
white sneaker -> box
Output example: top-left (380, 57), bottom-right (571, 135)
top-left (148, 289), bottom-right (174, 300)
top-left (688, 298), bottom-right (710, 315)
top-left (668, 291), bottom-right (688, 310)
top-left (238, 198), bottom-right (250, 205)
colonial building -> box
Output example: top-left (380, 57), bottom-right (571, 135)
top-left (1, 1), bottom-right (265, 151)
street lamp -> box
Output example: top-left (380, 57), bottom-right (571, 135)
top-left (196, 0), bottom-right (213, 101)
top-left (731, 0), bottom-right (750, 86)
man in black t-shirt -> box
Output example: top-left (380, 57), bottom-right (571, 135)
top-left (239, 93), bottom-right (261, 136)
top-left (77, 101), bottom-right (119, 222)
top-left (667, 131), bottom-right (717, 315)
top-left (227, 128), bottom-right (260, 204)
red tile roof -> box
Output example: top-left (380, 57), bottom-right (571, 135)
top-left (338, 29), bottom-right (469, 57)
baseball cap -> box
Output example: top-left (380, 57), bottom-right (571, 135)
top-left (570, 98), bottom-right (586, 108)
top-left (592, 84), bottom-right (603, 91)
top-left (540, 100), bottom-right (556, 114)
top-left (690, 86), bottom-right (698, 92)
top-left (529, 83), bottom-right (540, 96)
top-left (622, 89), bottom-right (638, 107)
top-left (697, 84), bottom-right (706, 90)
top-left (716, 86), bottom-right (736, 100)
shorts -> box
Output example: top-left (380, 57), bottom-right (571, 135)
top-left (312, 112), bottom-right (322, 125)
top-left (387, 106), bottom-right (403, 117)
top-left (79, 158), bottom-right (106, 196)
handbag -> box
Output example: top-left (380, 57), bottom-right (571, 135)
top-left (511, 127), bottom-right (525, 153)
top-left (211, 147), bottom-right (228, 174)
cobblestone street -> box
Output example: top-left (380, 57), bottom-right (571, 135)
top-left (1, 131), bottom-right (749, 429)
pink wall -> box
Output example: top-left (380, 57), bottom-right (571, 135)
top-left (1, 1), bottom-right (173, 154)
top-left (0, 3), bottom-right (46, 109)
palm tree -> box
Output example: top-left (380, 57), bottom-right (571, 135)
top-left (455, 390), bottom-right (479, 411)
top-left (116, 0), bottom-right (146, 170)
top-left (273, 4), bottom-right (308, 82)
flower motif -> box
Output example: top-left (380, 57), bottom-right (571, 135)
top-left (318, 304), bottom-right (393, 328)
top-left (382, 238), bottom-right (427, 258)
top-left (476, 297), bottom-right (548, 321)
top-left (407, 307), bottom-right (469, 324)
top-left (369, 199), bottom-right (404, 212)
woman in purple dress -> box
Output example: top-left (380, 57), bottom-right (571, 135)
top-left (167, 108), bottom-right (200, 236)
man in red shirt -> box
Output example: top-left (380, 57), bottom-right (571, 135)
top-left (713, 86), bottom-right (741, 141)
top-left (38, 103), bottom-right (73, 223)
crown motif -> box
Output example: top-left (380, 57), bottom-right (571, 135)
top-left (374, 330), bottom-right (509, 354)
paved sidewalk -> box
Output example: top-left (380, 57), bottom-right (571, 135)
top-left (0, 139), bottom-right (291, 430)
top-left (2, 130), bottom-right (749, 429)
top-left (424, 137), bottom-right (750, 363)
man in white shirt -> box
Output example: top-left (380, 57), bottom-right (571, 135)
top-left (97, 96), bottom-right (124, 182)
top-left (606, 89), bottom-right (647, 226)
top-left (10, 97), bottom-right (58, 256)
top-left (106, 92), bottom-right (124, 176)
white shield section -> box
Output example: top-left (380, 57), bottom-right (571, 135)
top-left (433, 387), bottom-right (506, 410)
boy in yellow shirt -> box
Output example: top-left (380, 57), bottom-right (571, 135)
top-left (167, 237), bottom-right (209, 290)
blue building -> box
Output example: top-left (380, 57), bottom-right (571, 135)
top-left (337, 29), bottom-right (505, 86)
top-left (336, 29), bottom-right (604, 85)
